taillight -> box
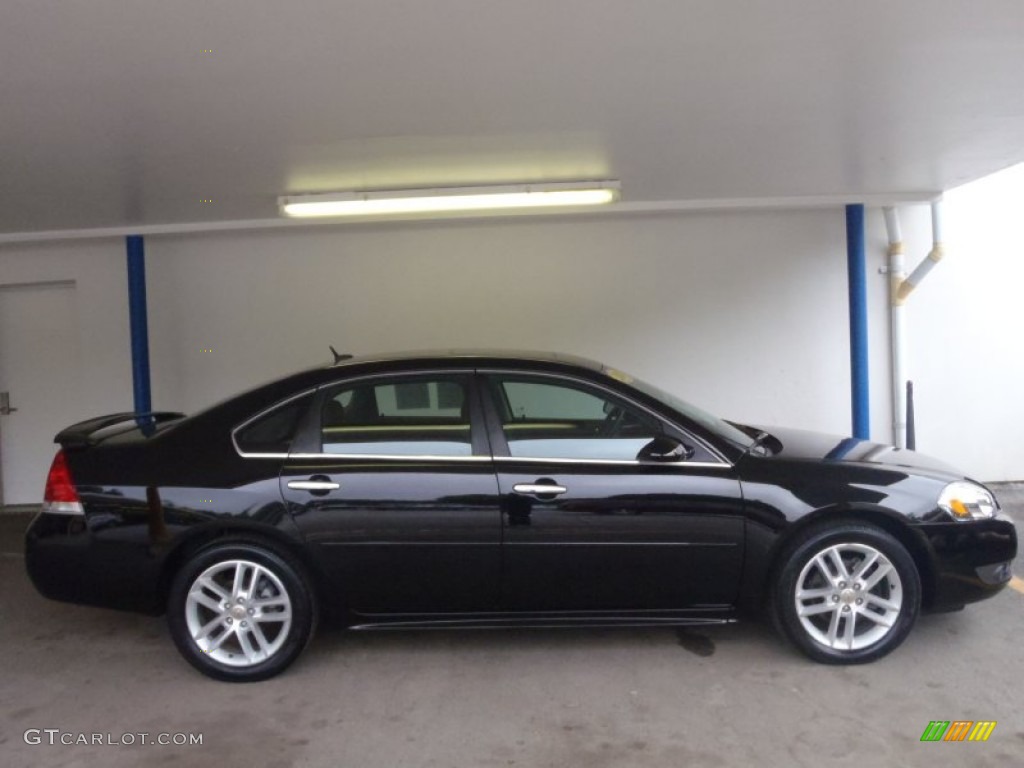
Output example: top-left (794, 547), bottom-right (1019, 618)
top-left (43, 450), bottom-right (84, 516)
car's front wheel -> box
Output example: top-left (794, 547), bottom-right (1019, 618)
top-left (772, 522), bottom-right (921, 663)
top-left (167, 541), bottom-right (316, 682)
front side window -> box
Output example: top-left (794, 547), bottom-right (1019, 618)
top-left (489, 376), bottom-right (661, 461)
top-left (320, 376), bottom-right (473, 456)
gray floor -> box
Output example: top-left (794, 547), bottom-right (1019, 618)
top-left (1, 490), bottom-right (1022, 768)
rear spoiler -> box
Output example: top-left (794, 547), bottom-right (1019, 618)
top-left (55, 412), bottom-right (186, 449)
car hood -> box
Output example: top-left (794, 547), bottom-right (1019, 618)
top-left (755, 426), bottom-right (963, 477)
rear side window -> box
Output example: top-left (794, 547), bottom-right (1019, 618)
top-left (235, 394), bottom-right (314, 455)
top-left (320, 376), bottom-right (473, 456)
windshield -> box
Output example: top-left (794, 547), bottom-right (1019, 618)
top-left (603, 367), bottom-right (756, 449)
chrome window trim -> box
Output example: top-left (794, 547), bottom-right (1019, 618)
top-left (323, 424), bottom-right (470, 433)
top-left (278, 451), bottom-right (728, 468)
top-left (478, 368), bottom-right (733, 468)
top-left (493, 455), bottom-right (731, 469)
top-left (288, 452), bottom-right (492, 463)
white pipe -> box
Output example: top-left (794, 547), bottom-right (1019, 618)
top-left (931, 199), bottom-right (944, 243)
top-left (883, 206), bottom-right (907, 448)
top-left (897, 201), bottom-right (945, 303)
top-left (882, 201), bottom-right (946, 449)
top-left (883, 207), bottom-right (903, 244)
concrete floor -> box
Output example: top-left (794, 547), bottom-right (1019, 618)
top-left (1, 490), bottom-right (1022, 768)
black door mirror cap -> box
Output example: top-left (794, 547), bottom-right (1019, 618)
top-left (638, 436), bottom-right (695, 462)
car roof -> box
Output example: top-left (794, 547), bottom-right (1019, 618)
top-left (326, 349), bottom-right (605, 371)
top-left (180, 349), bottom-right (610, 438)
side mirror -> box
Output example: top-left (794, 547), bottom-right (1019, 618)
top-left (637, 436), bottom-right (695, 462)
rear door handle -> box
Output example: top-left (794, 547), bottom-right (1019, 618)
top-left (513, 482), bottom-right (567, 497)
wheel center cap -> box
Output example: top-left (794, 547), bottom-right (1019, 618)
top-left (840, 589), bottom-right (856, 605)
top-left (231, 605), bottom-right (247, 620)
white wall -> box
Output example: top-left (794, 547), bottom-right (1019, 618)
top-left (142, 211), bottom-right (853, 439)
top-left (885, 167), bottom-right (1024, 482)
top-left (2, 198), bottom-right (1021, 487)
top-left (0, 240), bottom-right (132, 503)
top-left (0, 239), bottom-right (132, 417)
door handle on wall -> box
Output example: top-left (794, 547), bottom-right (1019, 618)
top-left (0, 392), bottom-right (16, 416)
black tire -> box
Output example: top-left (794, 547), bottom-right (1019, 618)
top-left (167, 540), bottom-right (317, 682)
top-left (771, 521), bottom-right (921, 664)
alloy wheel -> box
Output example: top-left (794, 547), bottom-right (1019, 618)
top-left (794, 542), bottom-right (903, 652)
top-left (184, 558), bottom-right (293, 667)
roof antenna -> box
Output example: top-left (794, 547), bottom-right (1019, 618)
top-left (329, 346), bottom-right (352, 364)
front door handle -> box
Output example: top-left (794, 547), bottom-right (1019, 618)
top-left (287, 478), bottom-right (341, 493)
top-left (513, 482), bottom-right (568, 497)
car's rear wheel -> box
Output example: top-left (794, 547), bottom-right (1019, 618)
top-left (167, 541), bottom-right (316, 682)
top-left (772, 522), bottom-right (921, 663)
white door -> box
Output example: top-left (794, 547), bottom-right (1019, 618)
top-left (0, 281), bottom-right (81, 505)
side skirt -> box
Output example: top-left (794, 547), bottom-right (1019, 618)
top-left (346, 607), bottom-right (737, 631)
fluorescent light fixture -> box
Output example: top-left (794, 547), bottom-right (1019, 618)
top-left (279, 181), bottom-right (620, 218)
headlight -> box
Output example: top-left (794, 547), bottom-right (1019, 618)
top-left (938, 482), bottom-right (998, 521)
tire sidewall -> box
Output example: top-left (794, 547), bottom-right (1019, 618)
top-left (167, 541), bottom-right (315, 682)
top-left (774, 523), bottom-right (921, 664)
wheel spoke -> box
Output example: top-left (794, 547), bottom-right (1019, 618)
top-left (862, 562), bottom-right (893, 591)
top-left (825, 610), bottom-right (841, 646)
top-left (850, 551), bottom-right (879, 582)
top-left (247, 565), bottom-right (264, 596)
top-left (231, 562), bottom-right (248, 599)
top-left (826, 608), bottom-right (841, 645)
top-left (195, 615), bottom-right (224, 641)
top-left (865, 593), bottom-right (900, 613)
top-left (841, 611), bottom-right (856, 649)
top-left (207, 624), bottom-right (234, 651)
top-left (236, 626), bottom-right (258, 662)
top-left (812, 554), bottom-right (835, 584)
top-left (252, 596), bottom-right (288, 609)
top-left (798, 601), bottom-right (836, 617)
top-left (256, 606), bottom-right (291, 623)
top-left (858, 607), bottom-right (896, 629)
top-left (797, 587), bottom-right (833, 600)
top-left (190, 591), bottom-right (224, 614)
top-left (250, 621), bottom-right (271, 651)
top-left (197, 575), bottom-right (229, 601)
top-left (826, 547), bottom-right (851, 581)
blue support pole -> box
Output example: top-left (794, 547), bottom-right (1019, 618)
top-left (825, 436), bottom-right (863, 461)
top-left (845, 204), bottom-right (870, 439)
top-left (126, 235), bottom-right (152, 415)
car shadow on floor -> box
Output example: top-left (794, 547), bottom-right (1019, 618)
top-left (302, 618), bottom-right (797, 668)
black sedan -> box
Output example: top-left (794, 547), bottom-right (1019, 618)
top-left (25, 351), bottom-right (1017, 681)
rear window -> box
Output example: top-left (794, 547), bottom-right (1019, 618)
top-left (234, 394), bottom-right (314, 454)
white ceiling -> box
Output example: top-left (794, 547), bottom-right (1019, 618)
top-left (3, 0), bottom-right (1024, 237)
